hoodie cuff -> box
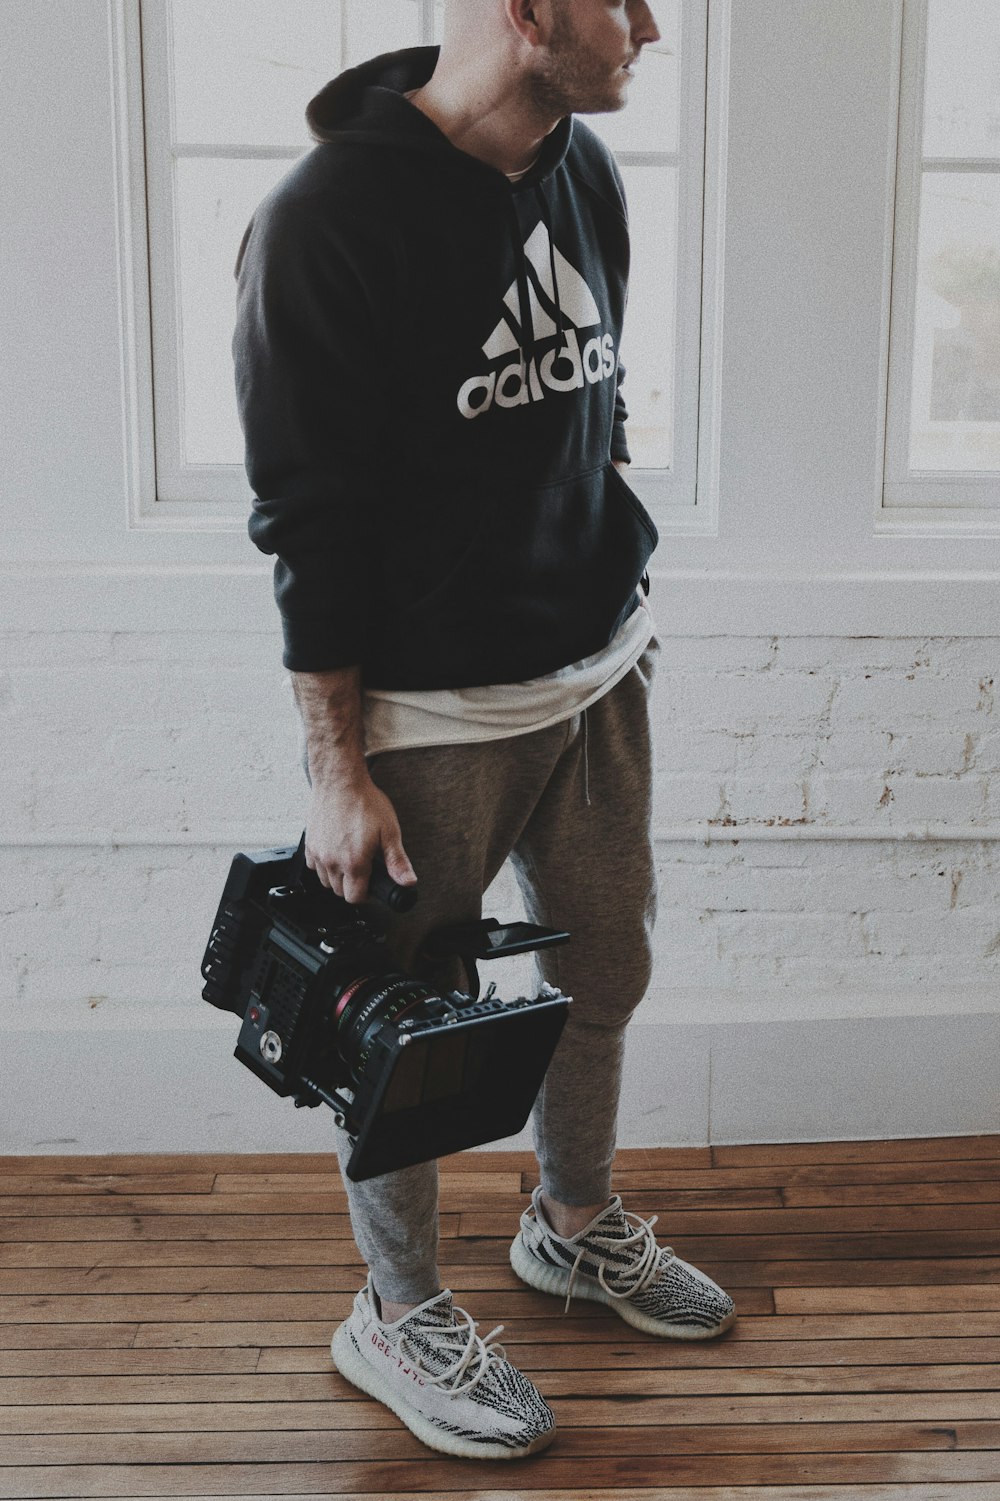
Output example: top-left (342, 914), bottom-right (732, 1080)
top-left (279, 615), bottom-right (367, 674)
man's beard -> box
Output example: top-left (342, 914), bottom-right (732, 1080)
top-left (528, 5), bottom-right (629, 117)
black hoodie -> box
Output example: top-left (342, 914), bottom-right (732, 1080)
top-left (233, 46), bottom-right (658, 690)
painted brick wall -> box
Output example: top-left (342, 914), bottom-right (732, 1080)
top-left (4, 628), bottom-right (999, 1027)
top-left (652, 635), bottom-right (999, 830)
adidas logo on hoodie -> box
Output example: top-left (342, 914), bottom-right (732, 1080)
top-left (457, 221), bottom-right (617, 421)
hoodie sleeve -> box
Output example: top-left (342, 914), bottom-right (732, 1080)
top-left (611, 357), bottom-right (632, 465)
top-left (232, 194), bottom-right (391, 672)
top-left (607, 156), bottom-right (632, 466)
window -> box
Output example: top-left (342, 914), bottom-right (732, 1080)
top-left (124, 0), bottom-right (1000, 583)
top-left (882, 0), bottom-right (1000, 521)
top-left (136, 0), bottom-right (696, 521)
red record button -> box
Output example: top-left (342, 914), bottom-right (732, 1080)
top-left (249, 1005), bottom-right (261, 1024)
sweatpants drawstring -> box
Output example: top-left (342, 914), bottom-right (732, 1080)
top-left (581, 706), bottom-right (591, 808)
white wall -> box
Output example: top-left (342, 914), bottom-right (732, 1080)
top-left (4, 626), bottom-right (998, 1153)
top-left (2, 0), bottom-right (998, 1153)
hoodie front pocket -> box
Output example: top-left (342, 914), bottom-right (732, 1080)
top-left (382, 462), bottom-right (659, 688)
top-left (606, 460), bottom-right (659, 550)
top-left (397, 493), bottom-right (500, 623)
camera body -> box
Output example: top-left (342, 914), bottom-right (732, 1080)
top-left (201, 840), bottom-right (571, 1180)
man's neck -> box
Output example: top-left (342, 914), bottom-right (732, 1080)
top-left (405, 74), bottom-right (559, 179)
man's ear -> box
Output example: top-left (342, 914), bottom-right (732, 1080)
top-left (505, 0), bottom-right (549, 48)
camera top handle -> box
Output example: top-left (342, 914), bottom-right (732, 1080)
top-left (289, 832), bottom-right (418, 914)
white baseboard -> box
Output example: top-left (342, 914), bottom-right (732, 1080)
top-left (4, 1012), bottom-right (997, 1154)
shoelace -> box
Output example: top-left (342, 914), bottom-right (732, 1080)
top-left (547, 1208), bottom-right (676, 1315)
top-left (398, 1306), bottom-right (508, 1397)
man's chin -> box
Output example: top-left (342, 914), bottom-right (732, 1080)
top-left (575, 73), bottom-right (633, 114)
top-left (577, 90), bottom-right (630, 116)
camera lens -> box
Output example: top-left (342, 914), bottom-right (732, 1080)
top-left (333, 973), bottom-right (442, 1084)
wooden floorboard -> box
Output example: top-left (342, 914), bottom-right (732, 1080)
top-left (0, 1137), bottom-right (998, 1497)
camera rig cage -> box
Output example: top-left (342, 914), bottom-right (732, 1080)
top-left (201, 837), bottom-right (571, 1180)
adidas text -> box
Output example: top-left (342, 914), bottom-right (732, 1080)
top-left (457, 329), bottom-right (616, 421)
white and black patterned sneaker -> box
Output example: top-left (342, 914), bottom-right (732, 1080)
top-left (510, 1186), bottom-right (737, 1340)
top-left (330, 1272), bottom-right (556, 1459)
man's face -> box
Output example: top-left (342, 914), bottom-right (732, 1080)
top-left (530, 0), bottom-right (662, 117)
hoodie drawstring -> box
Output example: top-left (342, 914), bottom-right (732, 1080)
top-left (505, 184), bottom-right (566, 381)
top-left (581, 706), bottom-right (591, 808)
top-left (507, 196), bottom-right (535, 376)
top-left (536, 186), bottom-right (565, 349)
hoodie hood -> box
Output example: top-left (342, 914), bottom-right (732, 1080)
top-left (304, 46), bottom-right (575, 368)
top-left (305, 45), bottom-right (573, 184)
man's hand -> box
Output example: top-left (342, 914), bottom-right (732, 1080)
top-left (305, 770), bottom-right (416, 904)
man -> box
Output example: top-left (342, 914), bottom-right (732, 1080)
top-left (233, 0), bottom-right (736, 1462)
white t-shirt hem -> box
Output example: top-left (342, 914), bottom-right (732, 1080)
top-left (361, 599), bottom-right (656, 758)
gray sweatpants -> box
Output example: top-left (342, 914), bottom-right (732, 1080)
top-left (315, 638), bottom-right (660, 1304)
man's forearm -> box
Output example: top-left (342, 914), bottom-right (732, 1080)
top-left (292, 666), bottom-right (369, 788)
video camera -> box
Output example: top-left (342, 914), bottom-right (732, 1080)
top-left (200, 837), bottom-right (571, 1180)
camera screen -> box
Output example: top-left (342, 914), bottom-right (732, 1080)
top-left (484, 923), bottom-right (537, 950)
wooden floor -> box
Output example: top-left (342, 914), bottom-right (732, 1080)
top-left (0, 1138), bottom-right (999, 1500)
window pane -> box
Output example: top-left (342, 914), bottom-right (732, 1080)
top-left (911, 171), bottom-right (1000, 472)
top-left (175, 157), bottom-right (294, 466)
top-left (619, 163), bottom-right (677, 470)
top-left (170, 0), bottom-right (341, 148)
top-left (343, 0), bottom-right (422, 69)
top-left (923, 0), bottom-right (1000, 161)
top-left (583, 0), bottom-right (680, 156)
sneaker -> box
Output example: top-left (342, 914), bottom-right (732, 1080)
top-left (330, 1272), bottom-right (556, 1460)
top-left (510, 1186), bottom-right (738, 1340)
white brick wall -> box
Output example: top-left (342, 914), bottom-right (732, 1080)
top-left (3, 629), bottom-right (999, 1147)
top-left (3, 632), bottom-right (303, 841)
top-left (652, 635), bottom-right (997, 832)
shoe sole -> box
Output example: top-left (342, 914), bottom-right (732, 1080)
top-left (330, 1320), bottom-right (557, 1461)
top-left (510, 1234), bottom-right (738, 1340)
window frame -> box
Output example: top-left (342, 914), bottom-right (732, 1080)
top-left (130, 0), bottom-right (704, 527)
top-left (879, 0), bottom-right (1000, 530)
top-left (89, 0), bottom-right (1000, 641)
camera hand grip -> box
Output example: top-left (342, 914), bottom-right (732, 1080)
top-left (292, 833), bottom-right (418, 913)
top-left (368, 854), bottom-right (418, 913)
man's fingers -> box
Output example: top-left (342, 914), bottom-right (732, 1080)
top-left (382, 836), bottom-right (417, 886)
top-left (342, 868), bottom-right (371, 906)
top-left (320, 851), bottom-right (376, 905)
top-left (323, 864), bottom-right (346, 898)
top-left (305, 850), bottom-right (339, 894)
